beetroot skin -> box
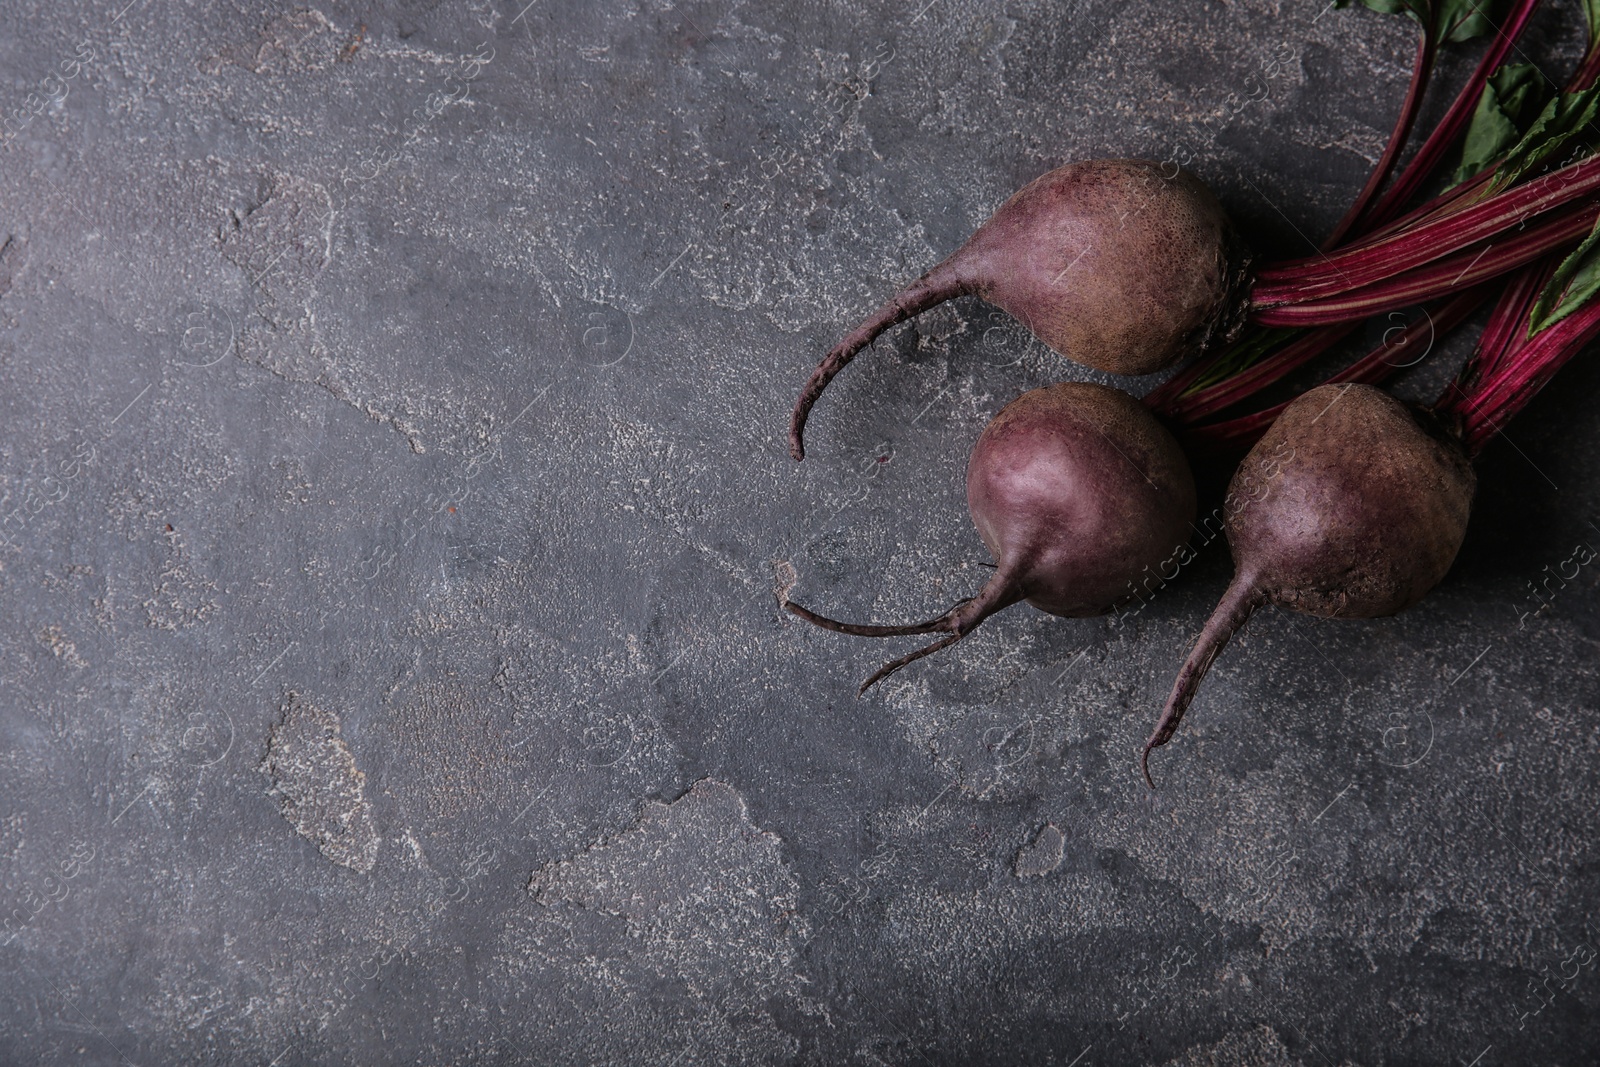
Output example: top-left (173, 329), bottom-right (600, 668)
top-left (968, 381), bottom-right (1199, 616)
top-left (1143, 383), bottom-right (1475, 784)
top-left (789, 160), bottom-right (1252, 460)
top-left (788, 381), bottom-right (1198, 691)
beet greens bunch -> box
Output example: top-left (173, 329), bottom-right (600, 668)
top-left (781, 0), bottom-right (1600, 786)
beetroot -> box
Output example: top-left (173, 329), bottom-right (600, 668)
top-left (788, 160), bottom-right (1251, 460)
top-left (1142, 383), bottom-right (1474, 785)
top-left (787, 381), bottom-right (1197, 691)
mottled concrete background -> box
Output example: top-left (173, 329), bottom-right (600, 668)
top-left (2, 0), bottom-right (1599, 1063)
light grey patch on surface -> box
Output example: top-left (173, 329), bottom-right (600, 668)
top-left (531, 778), bottom-right (806, 941)
top-left (140, 524), bottom-right (221, 632)
top-left (879, 869), bottom-right (1126, 982)
top-left (219, 169), bottom-right (334, 360)
top-left (772, 558), bottom-right (799, 607)
top-left (1013, 821), bottom-right (1064, 878)
top-left (216, 169), bottom-right (427, 451)
top-left (505, 778), bottom-right (818, 1064)
top-left (261, 692), bottom-right (379, 874)
top-left (36, 624), bottom-right (86, 669)
top-left (200, 9), bottom-right (346, 76)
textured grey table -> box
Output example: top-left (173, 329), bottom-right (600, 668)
top-left (2, 1), bottom-right (1599, 1064)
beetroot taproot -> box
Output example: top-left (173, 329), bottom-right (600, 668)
top-left (1143, 382), bottom-right (1475, 785)
top-left (788, 160), bottom-right (1251, 460)
top-left (788, 381), bottom-right (1198, 691)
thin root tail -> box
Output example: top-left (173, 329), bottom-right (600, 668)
top-left (1142, 574), bottom-right (1262, 789)
top-left (784, 558), bottom-right (1028, 694)
top-left (859, 633), bottom-right (962, 694)
top-left (783, 598), bottom-right (968, 638)
top-left (788, 260), bottom-right (966, 461)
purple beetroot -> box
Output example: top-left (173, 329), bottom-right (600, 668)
top-left (787, 381), bottom-right (1198, 691)
top-left (1143, 383), bottom-right (1475, 786)
top-left (788, 160), bottom-right (1252, 460)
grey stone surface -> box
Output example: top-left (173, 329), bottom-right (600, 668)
top-left (1014, 822), bottom-right (1064, 879)
top-left (0, 0), bottom-right (1598, 1063)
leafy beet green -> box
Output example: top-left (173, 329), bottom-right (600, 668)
top-left (1529, 216), bottom-right (1600, 333)
top-left (1483, 84), bottom-right (1600, 195)
top-left (1451, 63), bottom-right (1553, 185)
top-left (1339, 0), bottom-right (1509, 43)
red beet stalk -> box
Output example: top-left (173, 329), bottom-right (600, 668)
top-left (1449, 258), bottom-right (1560, 400)
top-left (1443, 296), bottom-right (1600, 454)
top-left (1353, 0), bottom-right (1545, 236)
top-left (1322, 33), bottom-right (1438, 250)
top-left (1158, 323), bottom-right (1362, 423)
top-left (1253, 199), bottom-right (1600, 327)
top-left (1141, 328), bottom-right (1293, 412)
top-left (1255, 156), bottom-right (1600, 304)
top-left (1184, 285), bottom-right (1492, 449)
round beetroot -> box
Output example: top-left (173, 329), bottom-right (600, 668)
top-left (1143, 382), bottom-right (1475, 785)
top-left (788, 381), bottom-right (1198, 691)
top-left (789, 159), bottom-right (1251, 460)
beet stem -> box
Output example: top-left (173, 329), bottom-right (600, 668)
top-left (1255, 156), bottom-right (1600, 301)
top-left (1142, 326), bottom-right (1297, 413)
top-left (1323, 33), bottom-right (1436, 249)
top-left (1453, 297), bottom-right (1600, 453)
top-left (1142, 574), bottom-right (1263, 789)
top-left (1358, 0), bottom-right (1544, 234)
top-left (1252, 202), bottom-right (1598, 327)
top-left (1161, 323), bottom-right (1362, 422)
top-left (788, 259), bottom-right (967, 461)
top-left (1440, 260), bottom-right (1556, 410)
top-left (1576, 38), bottom-right (1600, 92)
top-left (1186, 286), bottom-right (1489, 449)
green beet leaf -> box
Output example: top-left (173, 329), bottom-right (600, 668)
top-left (1336, 0), bottom-right (1505, 42)
top-left (1488, 86), bottom-right (1600, 195)
top-left (1451, 64), bottom-right (1553, 186)
top-left (1529, 216), bottom-right (1600, 336)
